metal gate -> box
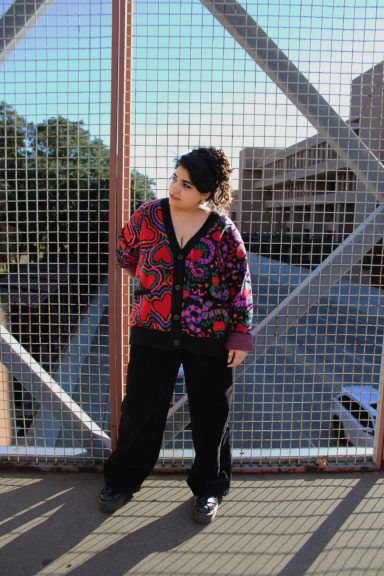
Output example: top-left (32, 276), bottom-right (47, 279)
top-left (1, 0), bottom-right (384, 471)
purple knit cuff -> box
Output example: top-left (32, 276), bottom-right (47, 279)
top-left (225, 332), bottom-right (254, 352)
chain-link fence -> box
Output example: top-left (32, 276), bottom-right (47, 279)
top-left (1, 0), bottom-right (384, 471)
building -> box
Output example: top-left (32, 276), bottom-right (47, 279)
top-left (235, 61), bottom-right (384, 268)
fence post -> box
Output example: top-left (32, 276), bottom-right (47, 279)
top-left (373, 351), bottom-right (384, 470)
top-left (108, 0), bottom-right (127, 450)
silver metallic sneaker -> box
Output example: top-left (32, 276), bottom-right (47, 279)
top-left (192, 496), bottom-right (221, 524)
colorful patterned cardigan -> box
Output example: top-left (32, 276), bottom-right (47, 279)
top-left (117, 198), bottom-right (254, 357)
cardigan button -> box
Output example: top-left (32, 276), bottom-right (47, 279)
top-left (177, 254), bottom-right (184, 261)
top-left (173, 339), bottom-right (181, 347)
top-left (175, 284), bottom-right (182, 291)
top-left (173, 314), bottom-right (180, 321)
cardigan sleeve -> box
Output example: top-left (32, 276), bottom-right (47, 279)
top-left (116, 206), bottom-right (143, 275)
top-left (220, 223), bottom-right (254, 352)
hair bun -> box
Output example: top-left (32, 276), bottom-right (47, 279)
top-left (175, 147), bottom-right (232, 210)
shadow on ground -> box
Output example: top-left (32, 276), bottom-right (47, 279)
top-left (0, 471), bottom-right (384, 576)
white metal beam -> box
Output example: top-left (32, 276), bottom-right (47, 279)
top-left (200, 0), bottom-right (384, 358)
top-left (0, 324), bottom-right (111, 455)
top-left (28, 281), bottom-right (110, 448)
top-left (251, 204), bottom-right (384, 359)
top-left (0, 0), bottom-right (54, 61)
top-left (200, 0), bottom-right (384, 201)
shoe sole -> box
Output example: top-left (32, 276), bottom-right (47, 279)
top-left (193, 505), bottom-right (218, 524)
top-left (98, 493), bottom-right (131, 514)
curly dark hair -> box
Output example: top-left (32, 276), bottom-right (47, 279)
top-left (175, 146), bottom-right (233, 210)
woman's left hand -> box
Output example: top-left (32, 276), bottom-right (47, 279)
top-left (227, 349), bottom-right (247, 368)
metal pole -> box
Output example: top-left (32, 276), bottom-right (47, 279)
top-left (121, 0), bottom-right (133, 391)
top-left (108, 0), bottom-right (128, 451)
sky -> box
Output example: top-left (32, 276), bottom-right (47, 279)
top-left (1, 0), bottom-right (383, 193)
top-left (1, 1), bottom-right (112, 140)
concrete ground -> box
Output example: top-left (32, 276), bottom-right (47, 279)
top-left (1, 470), bottom-right (384, 576)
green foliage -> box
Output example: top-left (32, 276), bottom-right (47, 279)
top-left (130, 168), bottom-right (156, 213)
top-left (0, 102), bottom-right (156, 268)
top-left (0, 102), bottom-right (31, 262)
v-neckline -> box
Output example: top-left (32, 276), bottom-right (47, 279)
top-left (161, 198), bottom-right (216, 255)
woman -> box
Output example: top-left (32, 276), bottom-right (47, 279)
top-left (99, 147), bottom-right (253, 523)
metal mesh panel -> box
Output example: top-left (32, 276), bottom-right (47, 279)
top-left (0, 0), bottom-right (112, 464)
top-left (126, 0), bottom-right (384, 471)
top-left (1, 0), bottom-right (384, 471)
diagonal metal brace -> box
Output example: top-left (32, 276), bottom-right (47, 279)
top-left (200, 0), bottom-right (384, 359)
top-left (251, 204), bottom-right (384, 359)
top-left (0, 0), bottom-right (54, 60)
top-left (0, 324), bottom-right (111, 454)
top-left (200, 0), bottom-right (384, 201)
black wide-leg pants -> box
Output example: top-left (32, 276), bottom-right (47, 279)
top-left (103, 345), bottom-right (233, 497)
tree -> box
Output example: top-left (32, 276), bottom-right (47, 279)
top-left (22, 115), bottom-right (111, 265)
top-left (0, 104), bottom-right (111, 266)
top-left (0, 103), bottom-right (158, 367)
top-left (0, 102), bottom-right (32, 265)
top-left (0, 103), bottom-right (156, 272)
top-left (130, 168), bottom-right (156, 213)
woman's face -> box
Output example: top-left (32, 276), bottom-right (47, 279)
top-left (168, 165), bottom-right (209, 211)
